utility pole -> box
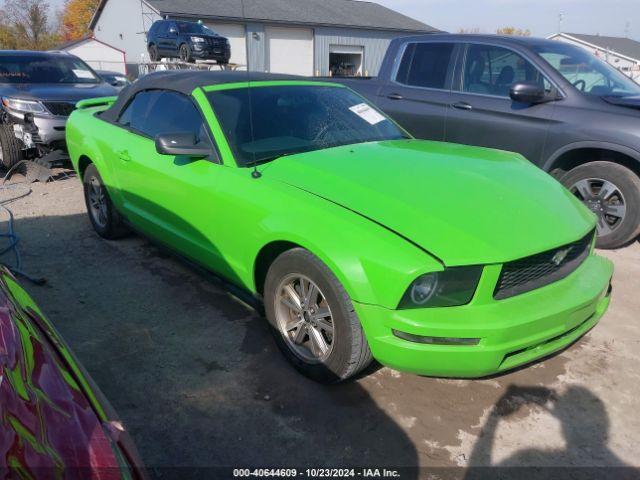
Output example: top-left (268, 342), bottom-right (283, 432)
top-left (625, 21), bottom-right (631, 38)
top-left (558, 13), bottom-right (564, 33)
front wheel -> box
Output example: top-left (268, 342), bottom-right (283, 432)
top-left (562, 161), bottom-right (640, 249)
top-left (264, 248), bottom-right (373, 383)
top-left (0, 124), bottom-right (24, 169)
top-left (179, 44), bottom-right (193, 63)
top-left (82, 164), bottom-right (128, 239)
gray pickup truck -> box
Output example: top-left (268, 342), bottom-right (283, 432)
top-left (333, 34), bottom-right (640, 249)
top-left (0, 51), bottom-right (118, 170)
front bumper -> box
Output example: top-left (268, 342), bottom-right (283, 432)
top-left (355, 254), bottom-right (613, 377)
top-left (7, 108), bottom-right (67, 145)
top-left (191, 44), bottom-right (231, 61)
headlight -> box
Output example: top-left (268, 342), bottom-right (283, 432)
top-left (2, 97), bottom-right (48, 114)
top-left (398, 266), bottom-right (483, 309)
top-left (190, 36), bottom-right (206, 43)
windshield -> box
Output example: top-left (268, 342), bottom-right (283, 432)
top-left (0, 55), bottom-right (100, 84)
top-left (534, 42), bottom-right (640, 97)
top-left (207, 85), bottom-right (407, 166)
top-left (177, 22), bottom-right (215, 35)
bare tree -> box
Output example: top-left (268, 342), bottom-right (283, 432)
top-left (0, 9), bottom-right (19, 49)
top-left (3, 0), bottom-right (58, 49)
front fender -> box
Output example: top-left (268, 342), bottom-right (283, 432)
top-left (242, 181), bottom-right (443, 309)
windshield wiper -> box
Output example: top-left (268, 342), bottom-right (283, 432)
top-left (248, 151), bottom-right (297, 166)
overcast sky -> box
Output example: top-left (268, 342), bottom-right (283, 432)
top-left (47, 0), bottom-right (638, 40)
top-left (374, 0), bottom-right (639, 39)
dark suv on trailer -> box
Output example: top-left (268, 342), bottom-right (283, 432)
top-left (338, 34), bottom-right (640, 249)
top-left (147, 20), bottom-right (231, 64)
top-left (0, 51), bottom-right (117, 169)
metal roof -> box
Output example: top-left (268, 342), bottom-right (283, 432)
top-left (561, 33), bottom-right (640, 61)
top-left (91, 0), bottom-right (435, 33)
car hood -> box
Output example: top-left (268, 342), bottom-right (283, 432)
top-left (264, 140), bottom-right (595, 265)
top-left (0, 82), bottom-right (119, 102)
top-left (601, 94), bottom-right (640, 110)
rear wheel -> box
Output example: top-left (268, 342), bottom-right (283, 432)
top-left (179, 43), bottom-right (193, 63)
top-left (82, 163), bottom-right (128, 239)
top-left (148, 44), bottom-right (160, 62)
top-left (0, 124), bottom-right (24, 169)
top-left (562, 161), bottom-right (640, 249)
top-left (264, 248), bottom-right (373, 383)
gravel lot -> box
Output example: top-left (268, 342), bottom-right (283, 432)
top-left (2, 173), bottom-right (639, 477)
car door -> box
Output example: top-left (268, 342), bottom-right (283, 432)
top-left (111, 89), bottom-right (228, 271)
top-left (445, 43), bottom-right (558, 163)
top-left (376, 41), bottom-right (459, 141)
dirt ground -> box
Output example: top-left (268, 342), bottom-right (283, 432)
top-left (2, 172), bottom-right (639, 478)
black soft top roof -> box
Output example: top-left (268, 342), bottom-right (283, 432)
top-left (102, 70), bottom-right (308, 121)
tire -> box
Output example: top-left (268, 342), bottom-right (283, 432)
top-left (561, 161), bottom-right (640, 249)
top-left (0, 123), bottom-right (24, 169)
top-left (264, 248), bottom-right (373, 383)
top-left (179, 43), bottom-right (194, 63)
top-left (148, 44), bottom-right (160, 62)
top-left (82, 163), bottom-right (128, 239)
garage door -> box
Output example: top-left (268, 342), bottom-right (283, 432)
top-left (266, 27), bottom-right (314, 76)
top-left (206, 22), bottom-right (247, 67)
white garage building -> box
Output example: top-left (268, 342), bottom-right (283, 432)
top-left (57, 36), bottom-right (127, 74)
top-left (89, 0), bottom-right (435, 77)
top-left (548, 33), bottom-right (640, 81)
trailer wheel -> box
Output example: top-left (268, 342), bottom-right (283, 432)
top-left (0, 124), bottom-right (23, 169)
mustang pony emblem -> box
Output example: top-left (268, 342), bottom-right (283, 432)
top-left (552, 248), bottom-right (572, 266)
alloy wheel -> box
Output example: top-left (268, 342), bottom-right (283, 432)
top-left (274, 274), bottom-right (335, 363)
top-left (570, 178), bottom-right (626, 236)
top-left (87, 176), bottom-right (108, 229)
top-left (180, 45), bottom-right (189, 62)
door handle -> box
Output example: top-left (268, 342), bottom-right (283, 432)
top-left (117, 150), bottom-right (132, 162)
top-left (451, 102), bottom-right (473, 111)
top-left (387, 93), bottom-right (404, 100)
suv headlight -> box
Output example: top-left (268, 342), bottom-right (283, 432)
top-left (2, 97), bottom-right (48, 114)
top-left (190, 36), bottom-right (206, 43)
top-left (398, 266), bottom-right (483, 309)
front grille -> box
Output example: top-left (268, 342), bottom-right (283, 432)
top-left (43, 101), bottom-right (76, 117)
top-left (494, 230), bottom-right (595, 300)
top-left (208, 37), bottom-right (226, 47)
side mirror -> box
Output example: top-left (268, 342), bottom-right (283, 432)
top-left (155, 133), bottom-right (212, 158)
top-left (509, 82), bottom-right (546, 104)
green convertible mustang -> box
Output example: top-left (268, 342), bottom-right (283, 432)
top-left (66, 71), bottom-right (613, 383)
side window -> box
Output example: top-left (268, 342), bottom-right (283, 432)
top-left (143, 91), bottom-right (207, 140)
top-left (395, 42), bottom-right (455, 89)
top-left (118, 90), bottom-right (207, 141)
top-left (155, 22), bottom-right (167, 36)
top-left (117, 90), bottom-right (161, 131)
top-left (462, 44), bottom-right (548, 97)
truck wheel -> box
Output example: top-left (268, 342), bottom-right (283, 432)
top-left (0, 124), bottom-right (23, 169)
top-left (179, 44), bottom-right (194, 63)
top-left (264, 248), bottom-right (373, 383)
top-left (82, 164), bottom-right (128, 239)
top-left (562, 161), bottom-right (640, 249)
top-left (148, 44), bottom-right (160, 62)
